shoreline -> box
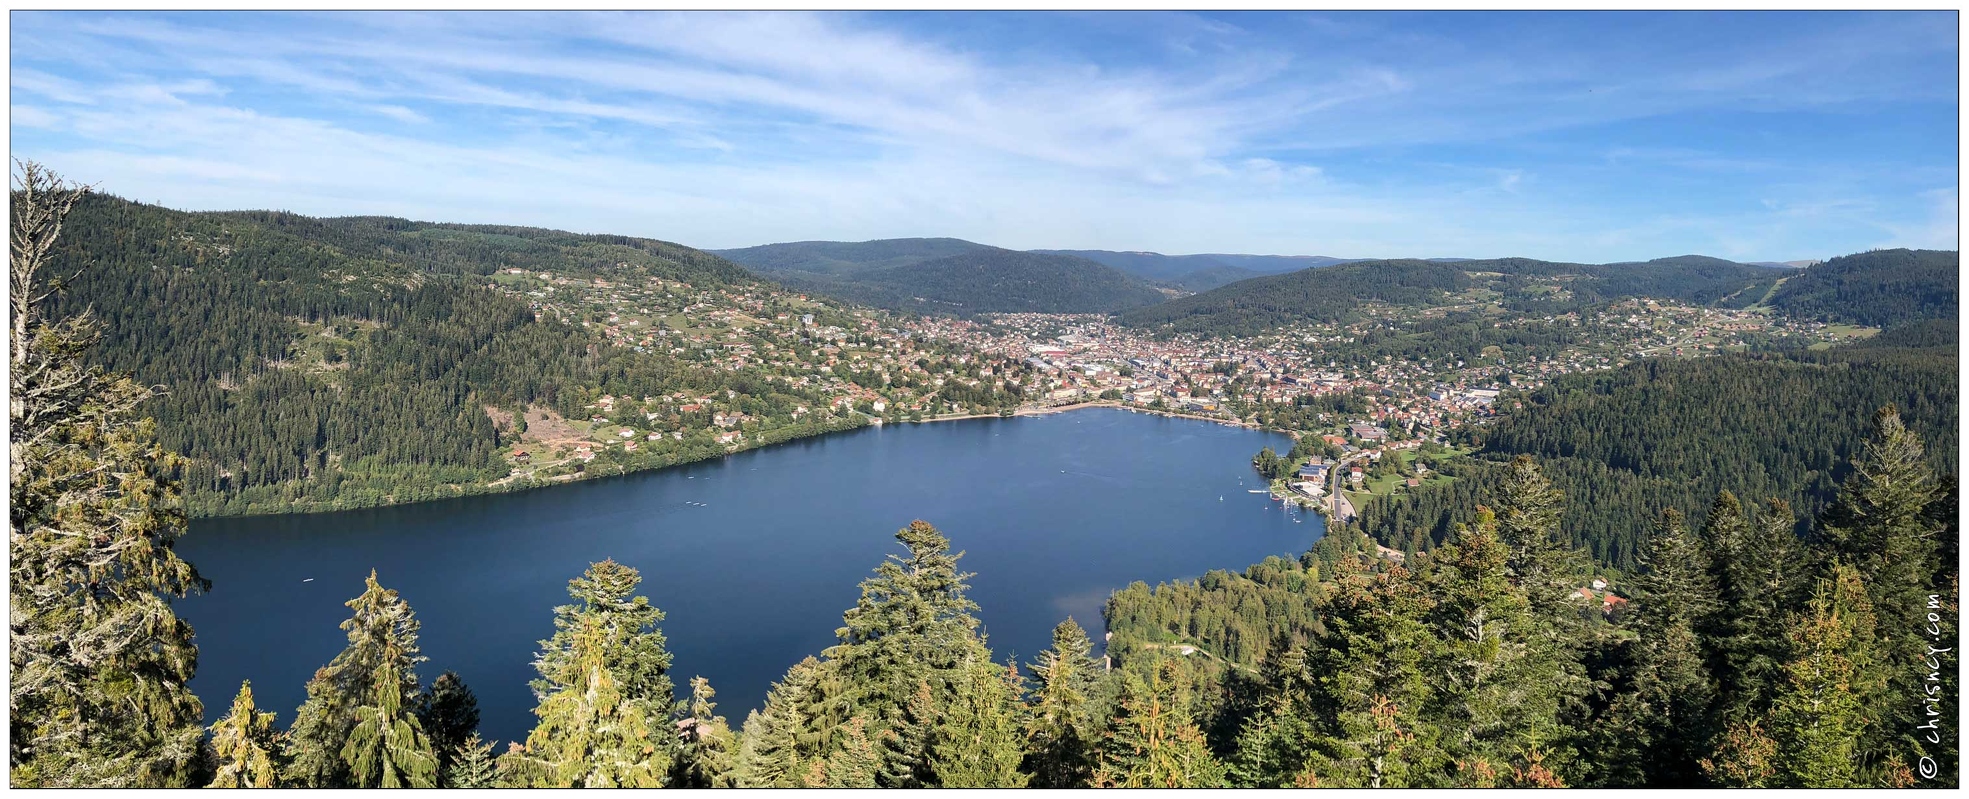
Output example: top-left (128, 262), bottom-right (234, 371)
top-left (188, 401), bottom-right (1296, 523)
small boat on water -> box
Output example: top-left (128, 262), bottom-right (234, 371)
top-left (302, 578), bottom-right (315, 583)
top-left (1247, 489), bottom-right (1268, 494)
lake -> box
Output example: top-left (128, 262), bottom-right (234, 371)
top-left (176, 407), bottom-right (1322, 744)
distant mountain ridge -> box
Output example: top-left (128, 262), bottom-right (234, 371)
top-left (714, 239), bottom-right (1167, 315)
top-left (1117, 255), bottom-right (1792, 337)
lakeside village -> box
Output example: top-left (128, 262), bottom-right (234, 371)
top-left (484, 267), bottom-right (1864, 570)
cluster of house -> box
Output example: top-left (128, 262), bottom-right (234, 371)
top-left (1571, 577), bottom-right (1629, 616)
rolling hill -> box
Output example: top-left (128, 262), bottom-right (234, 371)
top-left (1766, 248), bottom-right (1958, 328)
top-left (1117, 255), bottom-right (1789, 337)
top-left (711, 237), bottom-right (991, 277)
top-left (717, 240), bottom-right (1170, 315)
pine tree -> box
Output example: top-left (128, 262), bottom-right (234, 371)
top-left (1766, 565), bottom-right (1884, 787)
top-left (1487, 456), bottom-right (1589, 768)
top-left (283, 570), bottom-right (426, 788)
top-left (1303, 559), bottom-right (1443, 788)
top-left (669, 676), bottom-right (737, 788)
top-left (825, 521), bottom-right (989, 712)
top-left (877, 679), bottom-right (938, 787)
top-left (514, 613), bottom-right (666, 787)
top-left (1094, 658), bottom-right (1226, 788)
top-left (1229, 642), bottom-right (1323, 787)
top-left (737, 656), bottom-right (824, 787)
top-left (1817, 406), bottom-right (1944, 754)
top-left (1707, 497), bottom-right (1806, 722)
top-left (414, 670), bottom-right (480, 785)
top-left (9, 161), bottom-right (209, 787)
top-left (341, 653), bottom-right (440, 788)
top-left (816, 716), bottom-right (881, 788)
top-left (532, 559), bottom-right (675, 709)
top-left (1604, 508), bottom-right (1719, 786)
top-left (513, 562), bottom-right (677, 787)
top-left (1421, 508), bottom-right (1565, 779)
top-left (443, 733), bottom-right (498, 789)
top-left (931, 661), bottom-right (1028, 787)
top-left (207, 681), bottom-right (281, 788)
top-left (1022, 618), bottom-right (1104, 787)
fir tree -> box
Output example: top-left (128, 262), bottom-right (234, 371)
top-left (1421, 508), bottom-right (1565, 779)
top-left (931, 661), bottom-right (1028, 787)
top-left (1022, 618), bottom-right (1104, 787)
top-left (669, 676), bottom-right (738, 788)
top-left (825, 521), bottom-right (989, 713)
top-left (815, 716), bottom-right (880, 788)
top-left (207, 681), bottom-right (281, 789)
top-left (877, 679), bottom-right (938, 787)
top-left (1094, 658), bottom-right (1226, 788)
top-left (1604, 508), bottom-right (1719, 786)
top-left (736, 656), bottom-right (824, 787)
top-left (1301, 559), bottom-right (1442, 788)
top-left (1817, 406), bottom-right (1944, 754)
top-left (1766, 565), bottom-right (1884, 787)
top-left (283, 570), bottom-right (426, 788)
top-left (532, 559), bottom-right (675, 710)
top-left (443, 733), bottom-right (499, 789)
top-left (514, 613), bottom-right (667, 787)
top-left (1707, 497), bottom-right (1806, 722)
top-left (9, 161), bottom-right (209, 787)
top-left (341, 653), bottom-right (440, 788)
top-left (414, 670), bottom-right (480, 785)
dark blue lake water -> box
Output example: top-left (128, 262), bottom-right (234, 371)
top-left (176, 408), bottom-right (1322, 744)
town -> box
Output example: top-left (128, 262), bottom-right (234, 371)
top-left (483, 264), bottom-right (1871, 524)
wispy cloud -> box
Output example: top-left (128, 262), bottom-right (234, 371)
top-left (8, 11), bottom-right (1957, 261)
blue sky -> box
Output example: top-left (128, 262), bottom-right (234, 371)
top-left (9, 11), bottom-right (1959, 262)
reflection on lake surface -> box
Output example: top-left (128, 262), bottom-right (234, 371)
top-left (177, 408), bottom-right (1321, 744)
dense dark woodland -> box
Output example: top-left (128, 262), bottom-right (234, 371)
top-left (1768, 248), bottom-right (1959, 327)
top-left (1117, 254), bottom-right (1789, 337)
top-left (1359, 343), bottom-right (1957, 567)
top-left (10, 164), bottom-right (1958, 788)
top-left (719, 241), bottom-right (1169, 315)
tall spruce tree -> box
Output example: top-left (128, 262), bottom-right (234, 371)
top-left (1421, 508), bottom-right (1566, 780)
top-left (737, 656), bottom-right (826, 788)
top-left (1022, 618), bottom-right (1104, 787)
top-left (1605, 508), bottom-right (1719, 786)
top-left (670, 676), bottom-right (738, 788)
top-left (207, 681), bottom-right (282, 789)
top-left (341, 653), bottom-right (440, 788)
top-left (532, 559), bottom-right (675, 711)
top-left (1706, 497), bottom-right (1805, 722)
top-left (1288, 559), bottom-right (1441, 787)
top-left (514, 613), bottom-right (667, 787)
top-left (1817, 406), bottom-right (1945, 758)
top-left (9, 161), bottom-right (209, 787)
top-left (820, 520), bottom-right (992, 785)
top-left (283, 570), bottom-right (426, 788)
top-left (1765, 565), bottom-right (1885, 787)
top-left (414, 670), bottom-right (480, 785)
top-left (931, 661), bottom-right (1028, 787)
top-left (513, 562), bottom-right (676, 787)
top-left (1094, 658), bottom-right (1226, 788)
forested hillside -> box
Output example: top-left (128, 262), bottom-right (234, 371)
top-left (729, 246), bottom-right (1169, 315)
top-left (1768, 248), bottom-right (1958, 327)
top-left (1118, 255), bottom-right (1785, 337)
top-left (713, 237), bottom-right (991, 277)
top-left (1032, 249), bottom-right (1348, 281)
top-left (1356, 341), bottom-right (1957, 567)
top-left (36, 193), bottom-right (1019, 515)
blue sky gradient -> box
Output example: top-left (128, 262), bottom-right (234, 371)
top-left (10, 11), bottom-right (1958, 262)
